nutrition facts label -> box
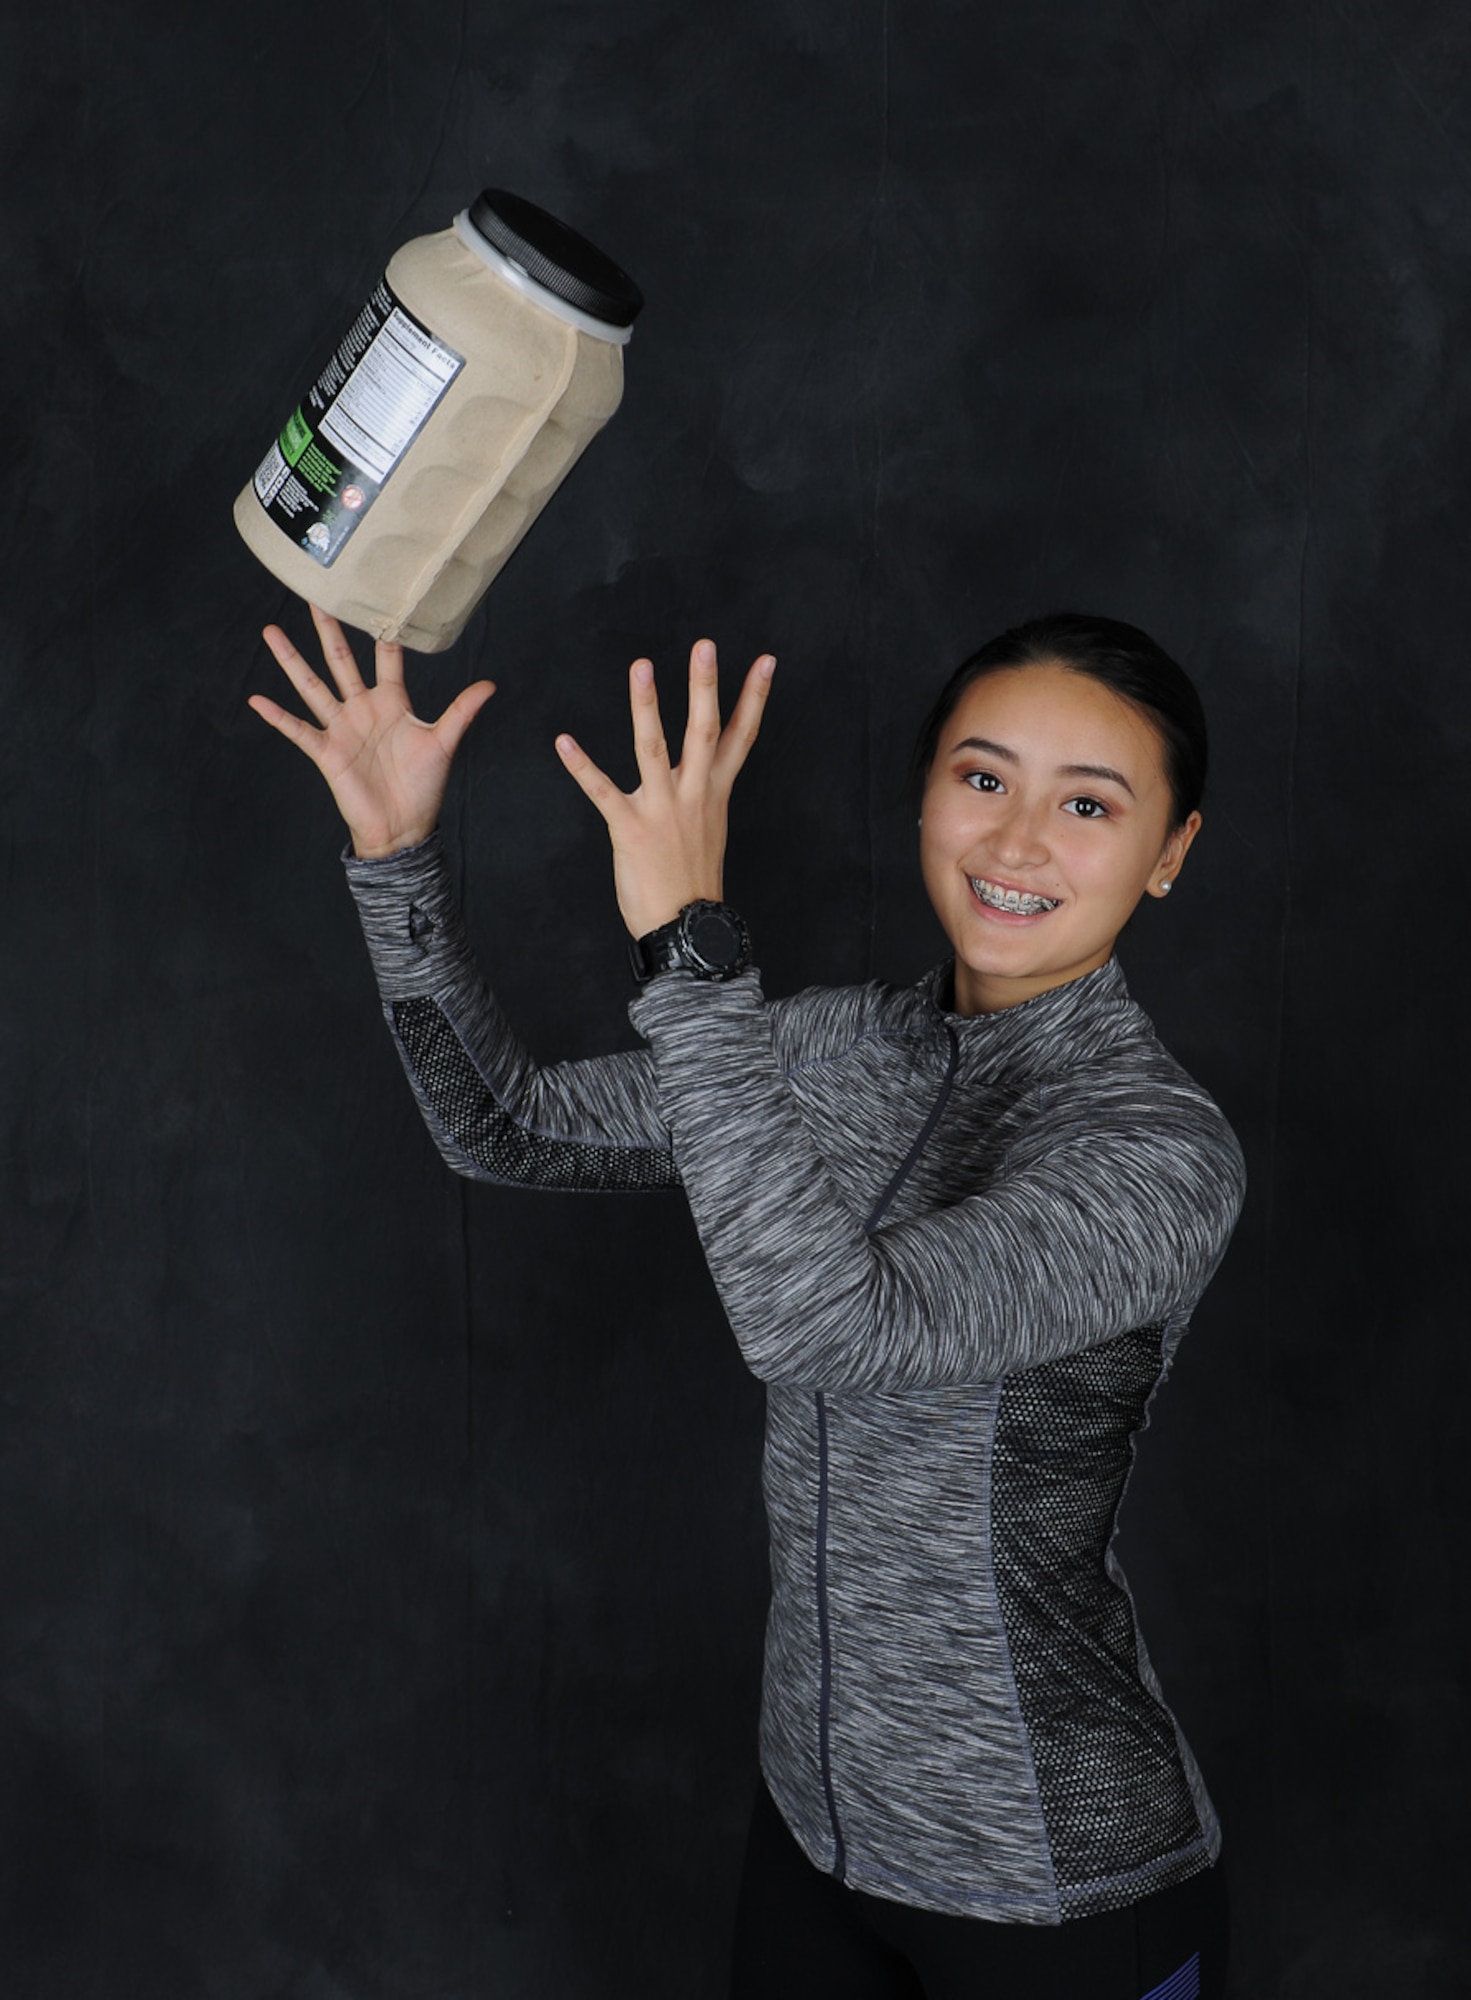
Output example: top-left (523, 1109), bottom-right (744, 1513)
top-left (250, 279), bottom-right (465, 567)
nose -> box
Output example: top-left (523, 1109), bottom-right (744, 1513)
top-left (986, 795), bottom-right (1050, 871)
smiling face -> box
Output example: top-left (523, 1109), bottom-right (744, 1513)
top-left (919, 662), bottom-right (1201, 1015)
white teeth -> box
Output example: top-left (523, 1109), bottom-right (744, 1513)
top-left (970, 876), bottom-right (1059, 915)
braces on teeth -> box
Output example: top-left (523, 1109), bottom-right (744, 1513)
top-left (970, 877), bottom-right (1060, 915)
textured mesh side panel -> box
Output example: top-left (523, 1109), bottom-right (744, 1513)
top-left (992, 1328), bottom-right (1206, 1916)
top-left (392, 997), bottom-right (679, 1191)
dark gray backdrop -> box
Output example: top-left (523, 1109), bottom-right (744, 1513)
top-left (2, 0), bottom-right (1467, 1993)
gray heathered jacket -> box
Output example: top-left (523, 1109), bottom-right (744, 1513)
top-left (346, 834), bottom-right (1246, 1925)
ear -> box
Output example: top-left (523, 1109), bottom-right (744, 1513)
top-left (1147, 810), bottom-right (1202, 898)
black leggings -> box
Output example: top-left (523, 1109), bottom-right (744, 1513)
top-left (730, 1783), bottom-right (1228, 2000)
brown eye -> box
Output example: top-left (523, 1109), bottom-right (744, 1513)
top-left (1063, 796), bottom-right (1110, 819)
top-left (964, 770), bottom-right (1004, 793)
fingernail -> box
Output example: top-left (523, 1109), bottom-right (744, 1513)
top-left (762, 656), bottom-right (777, 676)
top-left (633, 660), bottom-right (654, 687)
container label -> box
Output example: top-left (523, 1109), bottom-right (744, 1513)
top-left (251, 279), bottom-right (465, 567)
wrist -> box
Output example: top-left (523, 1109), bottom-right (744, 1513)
top-left (350, 823), bottom-right (437, 861)
top-left (621, 875), bottom-right (723, 941)
top-left (629, 900), bottom-right (751, 984)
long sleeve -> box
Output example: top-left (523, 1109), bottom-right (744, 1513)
top-left (629, 968), bottom-right (1245, 1390)
top-left (345, 834), bottom-right (677, 1191)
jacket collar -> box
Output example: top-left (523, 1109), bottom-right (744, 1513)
top-left (918, 955), bottom-right (1150, 1082)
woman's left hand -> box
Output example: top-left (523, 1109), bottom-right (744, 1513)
top-left (555, 639), bottom-right (776, 940)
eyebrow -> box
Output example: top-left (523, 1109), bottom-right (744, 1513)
top-left (950, 737), bottom-right (1137, 799)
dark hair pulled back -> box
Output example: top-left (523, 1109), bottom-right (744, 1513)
top-left (910, 612), bottom-right (1208, 830)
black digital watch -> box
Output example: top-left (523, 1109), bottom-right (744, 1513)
top-left (628, 900), bottom-right (753, 984)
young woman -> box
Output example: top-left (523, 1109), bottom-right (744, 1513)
top-left (251, 606), bottom-right (1245, 2000)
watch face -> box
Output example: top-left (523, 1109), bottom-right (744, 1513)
top-left (684, 905), bottom-right (745, 971)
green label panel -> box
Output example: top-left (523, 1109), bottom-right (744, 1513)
top-left (249, 280), bottom-right (465, 568)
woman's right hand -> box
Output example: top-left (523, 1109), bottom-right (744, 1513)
top-left (248, 605), bottom-right (495, 858)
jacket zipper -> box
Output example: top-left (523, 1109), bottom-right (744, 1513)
top-left (813, 1389), bottom-right (846, 1878)
top-left (812, 1023), bottom-right (961, 1881)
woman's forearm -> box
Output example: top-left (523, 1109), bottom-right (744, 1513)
top-left (347, 834), bottom-right (678, 1191)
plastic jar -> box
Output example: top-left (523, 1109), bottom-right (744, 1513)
top-left (233, 190), bottom-right (643, 653)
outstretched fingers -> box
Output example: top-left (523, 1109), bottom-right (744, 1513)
top-left (554, 733), bottom-right (631, 831)
top-left (557, 643), bottom-right (775, 806)
top-left (679, 638), bottom-right (723, 776)
top-left (261, 623), bottom-right (342, 728)
top-left (711, 652), bottom-right (777, 787)
top-left (372, 637), bottom-right (407, 689)
top-left (628, 658), bottom-right (674, 791)
top-left (433, 679), bottom-right (497, 757)
top-left (246, 690), bottom-right (326, 760)
top-left (309, 604), bottom-right (367, 698)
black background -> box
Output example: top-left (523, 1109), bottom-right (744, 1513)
top-left (3, 1), bottom-right (1468, 1994)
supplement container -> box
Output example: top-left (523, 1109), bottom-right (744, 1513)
top-left (234, 190), bottom-right (643, 653)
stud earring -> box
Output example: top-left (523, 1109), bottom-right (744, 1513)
top-left (1159, 880), bottom-right (1172, 894)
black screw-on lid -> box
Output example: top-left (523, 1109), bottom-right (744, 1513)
top-left (466, 189), bottom-right (644, 329)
